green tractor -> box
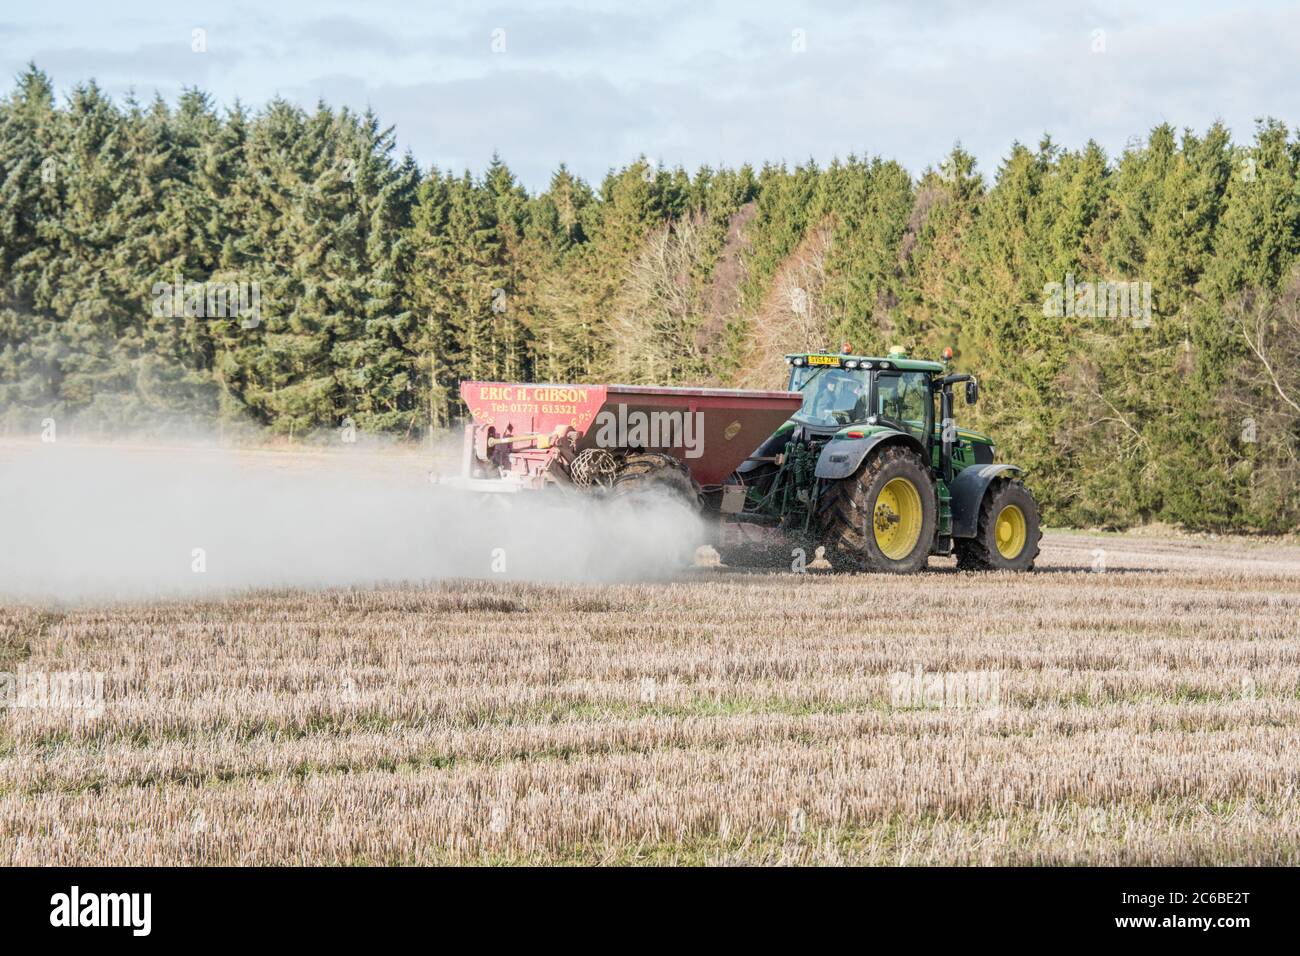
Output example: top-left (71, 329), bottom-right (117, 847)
top-left (717, 346), bottom-right (1041, 573)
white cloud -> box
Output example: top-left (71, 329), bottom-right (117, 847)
top-left (2, 0), bottom-right (1297, 190)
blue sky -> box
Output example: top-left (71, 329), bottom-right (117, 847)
top-left (3, 1), bottom-right (1298, 191)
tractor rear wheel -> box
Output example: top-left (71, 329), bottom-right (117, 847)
top-left (954, 478), bottom-right (1041, 571)
top-left (611, 452), bottom-right (702, 510)
top-left (816, 444), bottom-right (936, 573)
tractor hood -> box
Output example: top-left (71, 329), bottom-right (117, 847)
top-left (820, 422), bottom-right (992, 445)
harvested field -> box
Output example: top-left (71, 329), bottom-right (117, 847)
top-left (3, 530), bottom-right (1299, 865)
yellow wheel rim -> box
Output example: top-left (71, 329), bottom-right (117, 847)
top-left (994, 504), bottom-right (1027, 559)
top-left (873, 477), bottom-right (923, 560)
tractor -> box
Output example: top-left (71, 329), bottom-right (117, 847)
top-left (445, 345), bottom-right (1041, 573)
top-left (719, 345), bottom-right (1040, 572)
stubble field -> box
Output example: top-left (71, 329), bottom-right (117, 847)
top-left (3, 528), bottom-right (1299, 866)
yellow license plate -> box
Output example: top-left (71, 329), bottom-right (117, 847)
top-left (807, 354), bottom-right (840, 365)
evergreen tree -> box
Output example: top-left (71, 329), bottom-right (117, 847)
top-left (2, 67), bottom-right (1298, 531)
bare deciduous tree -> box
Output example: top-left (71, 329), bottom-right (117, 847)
top-left (1225, 265), bottom-right (1300, 524)
top-left (736, 222), bottom-right (835, 389)
top-left (1234, 266), bottom-right (1300, 415)
top-left (609, 216), bottom-right (708, 384)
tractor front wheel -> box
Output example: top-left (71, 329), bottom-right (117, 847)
top-left (954, 478), bottom-right (1042, 571)
top-left (817, 444), bottom-right (937, 573)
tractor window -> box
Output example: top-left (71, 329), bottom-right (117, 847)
top-left (876, 371), bottom-right (932, 441)
top-left (790, 367), bottom-right (871, 427)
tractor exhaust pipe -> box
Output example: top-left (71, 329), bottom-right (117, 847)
top-left (937, 372), bottom-right (971, 484)
top-left (940, 384), bottom-right (954, 483)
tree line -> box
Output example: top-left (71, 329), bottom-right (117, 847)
top-left (2, 66), bottom-right (1298, 531)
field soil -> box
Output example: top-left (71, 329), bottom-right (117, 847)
top-left (3, 527), bottom-right (1299, 865)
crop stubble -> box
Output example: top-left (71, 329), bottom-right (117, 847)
top-left (2, 531), bottom-right (1299, 865)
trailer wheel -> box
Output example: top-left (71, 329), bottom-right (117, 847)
top-left (954, 478), bottom-right (1041, 571)
top-left (611, 452), bottom-right (702, 511)
top-left (816, 444), bottom-right (936, 573)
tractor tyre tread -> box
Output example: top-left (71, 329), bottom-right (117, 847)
top-left (954, 477), bottom-right (1041, 571)
top-left (611, 452), bottom-right (703, 510)
top-left (815, 444), bottom-right (936, 574)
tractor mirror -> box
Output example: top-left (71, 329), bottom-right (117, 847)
top-left (965, 380), bottom-right (979, 405)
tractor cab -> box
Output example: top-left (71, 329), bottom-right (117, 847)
top-left (784, 348), bottom-right (942, 444)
